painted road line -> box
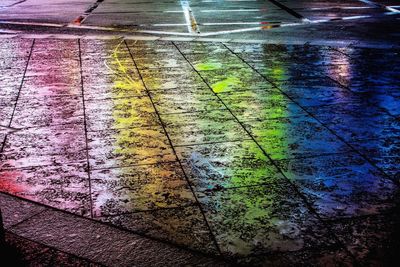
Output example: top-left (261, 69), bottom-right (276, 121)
top-left (359, 0), bottom-right (400, 13)
top-left (71, 0), bottom-right (104, 26)
top-left (180, 0), bottom-right (200, 34)
top-left (0, 9), bottom-right (398, 37)
top-left (135, 13), bottom-right (357, 36)
top-left (184, 11), bottom-right (400, 36)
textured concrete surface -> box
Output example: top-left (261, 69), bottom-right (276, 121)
top-left (2, 231), bottom-right (102, 267)
top-left (0, 0), bottom-right (399, 266)
top-left (10, 209), bottom-right (225, 266)
top-left (0, 37), bottom-right (398, 266)
top-left (1, 193), bottom-right (226, 266)
top-left (0, 193), bottom-right (45, 228)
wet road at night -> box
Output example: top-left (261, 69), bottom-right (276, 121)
top-left (0, 1), bottom-right (400, 266)
top-left (0, 0), bottom-right (399, 45)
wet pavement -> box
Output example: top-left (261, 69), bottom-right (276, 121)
top-left (0, 0), bottom-right (399, 266)
top-left (0, 37), bottom-right (399, 266)
top-left (0, 0), bottom-right (399, 47)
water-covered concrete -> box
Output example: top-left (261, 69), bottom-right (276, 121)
top-left (0, 37), bottom-right (399, 265)
top-left (0, 0), bottom-right (399, 265)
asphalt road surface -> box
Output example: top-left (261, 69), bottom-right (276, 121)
top-left (0, 0), bottom-right (399, 46)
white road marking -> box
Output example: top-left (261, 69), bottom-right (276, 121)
top-left (71, 0), bottom-right (105, 25)
top-left (341, 15), bottom-right (371, 20)
top-left (180, 0), bottom-right (200, 33)
top-left (0, 2), bottom-right (399, 38)
top-left (0, 33), bottom-right (393, 49)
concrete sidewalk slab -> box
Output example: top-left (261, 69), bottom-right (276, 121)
top-left (0, 37), bottom-right (399, 266)
top-left (1, 192), bottom-right (227, 266)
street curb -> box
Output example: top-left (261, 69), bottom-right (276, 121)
top-left (0, 192), bottom-right (228, 267)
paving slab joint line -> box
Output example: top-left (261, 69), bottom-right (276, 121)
top-left (0, 35), bottom-right (396, 266)
top-left (0, 126), bottom-right (21, 153)
top-left (329, 46), bottom-right (355, 59)
top-left (0, 134), bottom-right (5, 153)
top-left (78, 38), bottom-right (95, 219)
top-left (6, 209), bottom-right (47, 231)
top-left (222, 42), bottom-right (400, 189)
top-left (123, 39), bottom-right (224, 256)
top-left (0, 192), bottom-right (103, 266)
top-left (0, 192), bottom-right (228, 263)
top-left (3, 229), bottom-right (107, 266)
top-left (173, 40), bottom-right (360, 263)
top-left (7, 39), bottom-right (35, 128)
top-left (95, 204), bottom-right (200, 219)
top-left (0, 125), bottom-right (20, 132)
top-left (324, 75), bottom-right (399, 119)
top-left (0, 0), bottom-right (26, 8)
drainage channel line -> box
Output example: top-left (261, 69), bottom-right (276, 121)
top-left (71, 0), bottom-right (105, 26)
top-left (180, 0), bottom-right (200, 34)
